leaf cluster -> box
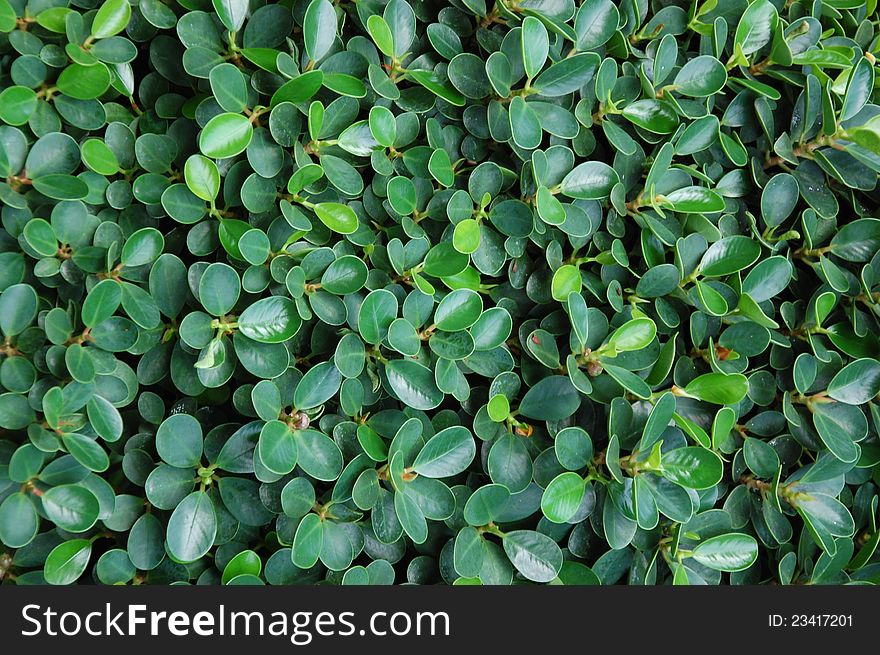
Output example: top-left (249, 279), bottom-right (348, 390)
top-left (1, 0), bottom-right (880, 586)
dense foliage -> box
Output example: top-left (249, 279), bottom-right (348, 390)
top-left (1, 0), bottom-right (880, 587)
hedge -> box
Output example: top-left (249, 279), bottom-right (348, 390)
top-left (1, 0), bottom-right (880, 586)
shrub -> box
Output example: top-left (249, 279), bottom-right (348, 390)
top-left (1, 0), bottom-right (880, 586)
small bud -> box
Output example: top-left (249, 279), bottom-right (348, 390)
top-left (291, 412), bottom-right (310, 430)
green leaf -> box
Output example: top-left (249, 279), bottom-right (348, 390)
top-left (463, 484), bottom-right (510, 526)
top-left (673, 413), bottom-right (712, 450)
top-left (41, 485), bottom-right (100, 532)
top-left (671, 56), bottom-right (727, 97)
top-left (388, 176), bottom-right (417, 215)
top-left (829, 218), bottom-right (880, 262)
top-left (395, 486), bottom-right (428, 544)
top-left (61, 433), bottom-right (109, 472)
top-left (555, 427), bottom-right (593, 470)
top-left (560, 162), bottom-right (619, 200)
top-left (368, 106), bottom-right (396, 147)
top-left (199, 263), bottom-right (241, 316)
top-left (661, 447), bottom-right (723, 489)
top-left (238, 296), bottom-right (302, 343)
top-left (304, 0), bottom-right (337, 62)
top-left (811, 402), bottom-right (864, 464)
top-left (796, 493), bottom-right (855, 539)
top-left (156, 413), bottom-right (203, 468)
top-left (682, 372), bottom-right (749, 405)
top-left (453, 218), bottom-right (481, 254)
top-left (81, 279), bottom-right (122, 328)
top-left (314, 202), bottom-right (358, 234)
top-left (791, 50), bottom-right (851, 69)
top-left (359, 289), bottom-right (398, 344)
top-left (45, 539), bottom-right (92, 585)
top-left (641, 392), bottom-right (676, 450)
top-left (281, 478), bottom-right (315, 518)
top-left (636, 264), bottom-right (680, 298)
top-left (0, 86), bottom-right (37, 126)
top-left (487, 434), bottom-right (532, 492)
top-left (407, 69), bottom-right (466, 106)
top-left (270, 71), bottom-right (324, 107)
top-left (87, 395), bottom-right (123, 442)
top-left (454, 527), bottom-right (484, 577)
top-left (121, 227), bottom-right (164, 267)
top-left (413, 426), bottom-right (476, 478)
top-left (209, 63), bottom-right (249, 114)
top-left (622, 100), bottom-right (679, 134)
top-left (827, 359), bottom-right (880, 405)
top-left (321, 256), bottom-right (368, 295)
top-left (605, 318), bottom-right (657, 353)
top-left (487, 394), bottom-right (510, 422)
top-left (387, 318), bottom-right (419, 356)
top-left (57, 63), bottom-right (111, 100)
top-left (842, 57), bottom-right (875, 122)
top-left (574, 0), bottom-right (619, 50)
top-left (366, 15), bottom-right (394, 58)
top-left (551, 265), bottom-right (582, 302)
top-left (0, 284), bottom-right (38, 336)
top-left (662, 186), bottom-right (725, 213)
top-left (741, 256), bottom-right (791, 302)
top-left (518, 376), bottom-right (581, 421)
top-left (694, 280), bottom-right (729, 316)
top-left (222, 549), bottom-right (261, 585)
top-left (384, 0), bottom-right (415, 58)
top-left (509, 96), bottom-right (542, 150)
top-left (541, 472), bottom-right (586, 523)
top-left (293, 513), bottom-right (324, 568)
top-left (0, 393), bottom-right (36, 434)
top-left (385, 359), bottom-right (444, 410)
top-left (743, 438), bottom-right (778, 478)
top-left (294, 361), bottom-right (342, 409)
top-left (699, 235), bottom-right (761, 277)
top-left (211, 0), bottom-right (248, 32)
top-left (521, 17), bottom-right (549, 80)
top-left (294, 430), bottom-right (343, 481)
top-left (259, 421), bottom-right (298, 475)
top-left (604, 364), bottom-right (652, 399)
top-left (0, 492), bottom-right (39, 548)
top-left (199, 113), bottom-right (254, 159)
top-left (435, 289), bottom-right (483, 332)
top-left (533, 53), bottom-right (599, 96)
top-left (288, 164), bottom-right (324, 196)
top-left (690, 533), bottom-right (759, 572)
top-left (81, 138), bottom-right (120, 175)
top-left (356, 425), bottom-right (388, 462)
top-left (166, 491), bottom-right (217, 563)
top-left (734, 0), bottom-right (778, 56)
top-left (502, 530), bottom-right (563, 583)
top-left (428, 148), bottom-right (454, 187)
top-left (31, 175), bottom-right (89, 201)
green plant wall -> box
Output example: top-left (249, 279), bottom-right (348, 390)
top-left (1, 0), bottom-right (880, 586)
